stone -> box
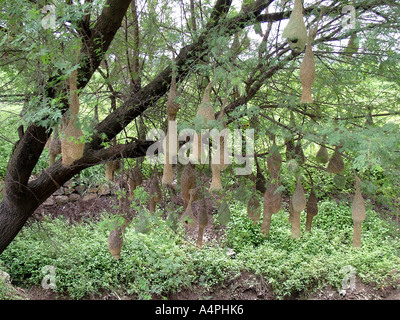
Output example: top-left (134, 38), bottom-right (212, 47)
top-left (87, 187), bottom-right (99, 193)
top-left (43, 197), bottom-right (55, 206)
top-left (0, 270), bottom-right (11, 284)
top-left (99, 185), bottom-right (111, 196)
top-left (82, 193), bottom-right (97, 201)
top-left (63, 187), bottom-right (74, 195)
top-left (226, 248), bottom-right (236, 259)
top-left (68, 193), bottom-right (80, 202)
top-left (74, 185), bottom-right (86, 195)
top-left (63, 180), bottom-right (73, 188)
top-left (53, 187), bottom-right (65, 196)
top-left (55, 195), bottom-right (69, 205)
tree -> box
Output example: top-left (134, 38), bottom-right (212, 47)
top-left (0, 0), bottom-right (399, 253)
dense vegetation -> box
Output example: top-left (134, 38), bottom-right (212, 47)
top-left (1, 196), bottom-right (400, 300)
top-left (0, 0), bottom-right (400, 300)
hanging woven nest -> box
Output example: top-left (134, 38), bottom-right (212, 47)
top-left (333, 174), bottom-right (346, 189)
top-left (181, 187), bottom-right (199, 229)
top-left (247, 196), bottom-right (261, 224)
top-left (352, 174), bottom-right (366, 248)
top-left (128, 165), bottom-right (143, 198)
top-left (291, 177), bottom-right (306, 239)
top-left (148, 175), bottom-right (162, 214)
top-left (166, 62), bottom-right (180, 119)
top-left (180, 163), bottom-right (196, 210)
top-left (193, 82), bottom-right (214, 163)
top-left (105, 160), bottom-right (120, 182)
top-left (261, 181), bottom-right (282, 237)
top-left (282, 0), bottom-right (308, 52)
top-left (294, 141), bottom-right (306, 165)
top-left (196, 81), bottom-right (215, 123)
top-left (300, 30), bottom-right (316, 103)
top-left (61, 117), bottom-right (85, 166)
top-left (61, 68), bottom-right (84, 166)
top-left (326, 147), bottom-right (344, 174)
top-left (292, 177), bottom-right (306, 212)
top-left (267, 143), bottom-right (282, 179)
top-left (197, 198), bottom-right (208, 248)
top-left (305, 188), bottom-right (318, 232)
top-left (315, 145), bottom-right (329, 164)
top-left (209, 101), bottom-right (230, 192)
top-left (285, 138), bottom-right (296, 161)
top-left (255, 155), bottom-right (267, 194)
top-left (162, 62), bottom-right (180, 186)
top-left (108, 216), bottom-right (130, 260)
top-left (209, 163), bottom-right (222, 192)
top-left (161, 128), bottom-right (177, 186)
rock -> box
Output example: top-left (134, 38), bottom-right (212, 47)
top-left (68, 193), bottom-right (80, 202)
top-left (87, 187), bottom-right (99, 193)
top-left (99, 185), bottom-right (111, 196)
top-left (227, 248), bottom-right (236, 259)
top-left (53, 187), bottom-right (65, 196)
top-left (74, 185), bottom-right (86, 195)
top-left (63, 186), bottom-right (74, 195)
top-left (82, 193), bottom-right (97, 201)
top-left (43, 197), bottom-right (55, 206)
top-left (55, 195), bottom-right (69, 205)
top-left (63, 180), bottom-right (73, 188)
top-left (0, 270), bottom-right (10, 284)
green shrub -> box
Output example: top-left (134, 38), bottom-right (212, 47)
top-left (0, 212), bottom-right (236, 299)
top-left (226, 199), bottom-right (400, 298)
top-left (0, 277), bottom-right (12, 300)
top-left (1, 199), bottom-right (400, 300)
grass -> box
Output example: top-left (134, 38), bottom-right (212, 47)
top-left (0, 199), bottom-right (400, 299)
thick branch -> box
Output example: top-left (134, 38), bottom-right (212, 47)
top-left (78, 0), bottom-right (133, 89)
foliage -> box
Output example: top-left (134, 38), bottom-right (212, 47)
top-left (225, 199), bottom-right (400, 298)
top-left (0, 277), bottom-right (13, 300)
top-left (1, 198), bottom-right (400, 299)
top-left (0, 212), bottom-right (237, 299)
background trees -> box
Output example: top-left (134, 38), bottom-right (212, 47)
top-left (0, 0), bottom-right (399, 254)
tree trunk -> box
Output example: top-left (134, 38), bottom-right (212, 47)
top-left (0, 200), bottom-right (32, 252)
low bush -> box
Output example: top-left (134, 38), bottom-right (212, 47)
top-left (225, 199), bottom-right (400, 297)
top-left (0, 199), bottom-right (399, 299)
